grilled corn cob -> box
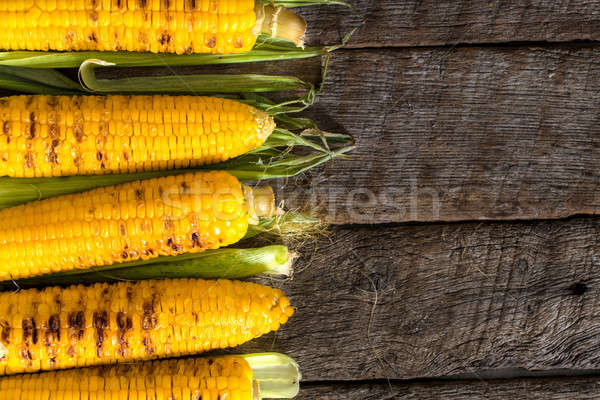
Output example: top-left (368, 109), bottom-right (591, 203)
top-left (0, 95), bottom-right (275, 178)
top-left (0, 170), bottom-right (277, 280)
top-left (0, 278), bottom-right (294, 375)
top-left (0, 1), bottom-right (306, 54)
top-left (0, 356), bottom-right (257, 399)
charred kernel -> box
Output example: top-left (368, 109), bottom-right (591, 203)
top-left (0, 95), bottom-right (274, 178)
top-left (0, 171), bottom-right (251, 278)
top-left (0, 279), bottom-right (292, 375)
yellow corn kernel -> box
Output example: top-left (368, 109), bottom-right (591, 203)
top-left (0, 95), bottom-right (275, 178)
top-left (0, 355), bottom-right (256, 399)
top-left (0, 0), bottom-right (259, 54)
top-left (0, 279), bottom-right (293, 375)
top-left (0, 171), bottom-right (260, 280)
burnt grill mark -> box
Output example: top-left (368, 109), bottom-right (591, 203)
top-left (93, 311), bottom-right (108, 357)
top-left (142, 298), bottom-right (157, 330)
top-left (135, 189), bottom-right (144, 200)
top-left (164, 0), bottom-right (170, 8)
top-left (189, 0), bottom-right (196, 9)
top-left (49, 123), bottom-right (58, 138)
top-left (235, 37), bottom-right (243, 48)
top-left (160, 32), bottom-right (171, 45)
top-left (207, 37), bottom-right (216, 48)
top-left (185, 46), bottom-right (193, 54)
top-left (117, 312), bottom-right (133, 356)
top-left (73, 155), bottom-right (82, 167)
top-left (139, 0), bottom-right (147, 7)
top-left (120, 223), bottom-right (127, 236)
top-left (3, 121), bottom-right (9, 135)
top-left (181, 181), bottom-right (190, 192)
top-left (1, 322), bottom-right (9, 344)
top-left (20, 349), bottom-right (33, 361)
top-left (166, 236), bottom-right (182, 252)
top-left (22, 318), bottom-right (38, 345)
top-left (47, 96), bottom-right (58, 107)
top-left (208, 359), bottom-right (214, 365)
top-left (48, 315), bottom-right (60, 337)
top-left (68, 311), bottom-right (85, 340)
top-left (24, 153), bottom-right (34, 169)
top-left (97, 151), bottom-right (103, 161)
top-left (74, 124), bottom-right (83, 142)
top-left (88, 32), bottom-right (98, 42)
top-left (191, 232), bottom-right (202, 248)
top-left (142, 337), bottom-right (155, 355)
top-left (123, 151), bottom-right (129, 161)
top-left (122, 251), bottom-right (128, 259)
top-left (158, 186), bottom-right (164, 196)
top-left (47, 138), bottom-right (60, 164)
top-left (100, 162), bottom-right (106, 169)
top-left (164, 219), bottom-right (174, 231)
top-left (116, 0), bottom-right (122, 7)
top-left (29, 112), bottom-right (36, 138)
top-left (26, 96), bottom-right (34, 106)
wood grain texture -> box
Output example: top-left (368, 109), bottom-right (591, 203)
top-left (234, 218), bottom-right (600, 381)
top-left (269, 45), bottom-right (600, 223)
top-left (299, 376), bottom-right (600, 399)
top-left (299, 0), bottom-right (600, 47)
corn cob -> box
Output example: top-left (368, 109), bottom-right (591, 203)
top-left (0, 170), bottom-right (277, 280)
top-left (0, 278), bottom-right (294, 375)
top-left (0, 356), bottom-right (257, 400)
top-left (0, 95), bottom-right (275, 178)
top-left (0, 1), bottom-right (306, 54)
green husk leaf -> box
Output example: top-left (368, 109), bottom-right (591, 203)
top-left (0, 245), bottom-right (291, 290)
top-left (0, 35), bottom-right (328, 69)
top-left (242, 353), bottom-right (301, 399)
top-left (0, 129), bottom-right (353, 209)
top-left (79, 59), bottom-right (311, 93)
top-left (0, 66), bottom-right (82, 90)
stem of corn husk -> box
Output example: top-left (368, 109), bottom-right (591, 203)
top-left (242, 353), bottom-right (301, 399)
top-left (0, 245), bottom-right (292, 290)
top-left (78, 59), bottom-right (311, 94)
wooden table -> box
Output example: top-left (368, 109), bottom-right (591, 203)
top-left (222, 1), bottom-right (600, 398)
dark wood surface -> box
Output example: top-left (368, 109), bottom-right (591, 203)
top-left (238, 218), bottom-right (600, 381)
top-left (300, 376), bottom-right (600, 399)
top-left (265, 2), bottom-right (600, 397)
top-left (272, 45), bottom-right (600, 224)
top-left (299, 0), bottom-right (600, 47)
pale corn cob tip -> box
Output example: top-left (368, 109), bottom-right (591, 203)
top-left (0, 95), bottom-right (275, 178)
top-left (0, 171), bottom-right (251, 280)
top-left (0, 278), bottom-right (294, 375)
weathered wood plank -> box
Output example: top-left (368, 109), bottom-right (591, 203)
top-left (300, 0), bottom-right (600, 47)
top-left (234, 218), bottom-right (600, 381)
top-left (270, 45), bottom-right (600, 223)
top-left (300, 376), bottom-right (600, 399)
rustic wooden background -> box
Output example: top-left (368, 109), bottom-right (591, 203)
top-left (138, 1), bottom-right (600, 398)
top-left (230, 1), bottom-right (600, 398)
